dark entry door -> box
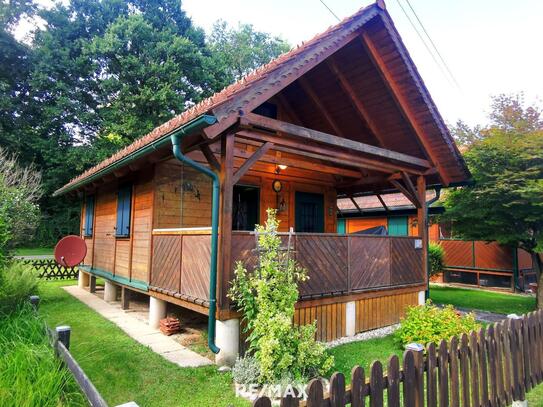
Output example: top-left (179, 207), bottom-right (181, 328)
top-left (233, 185), bottom-right (259, 231)
top-left (295, 192), bottom-right (324, 233)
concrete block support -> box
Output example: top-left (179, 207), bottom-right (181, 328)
top-left (512, 401), bottom-right (527, 407)
top-left (418, 290), bottom-right (426, 306)
top-left (345, 301), bottom-right (356, 337)
top-left (78, 271), bottom-right (89, 289)
top-left (149, 297), bottom-right (167, 329)
top-left (215, 318), bottom-right (239, 367)
top-left (104, 280), bottom-right (117, 302)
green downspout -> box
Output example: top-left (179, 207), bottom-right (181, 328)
top-left (170, 115), bottom-right (221, 354)
top-left (425, 187), bottom-right (441, 300)
top-left (513, 247), bottom-right (519, 292)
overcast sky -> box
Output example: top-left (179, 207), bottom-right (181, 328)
top-left (17, 0), bottom-right (543, 128)
top-left (182, 0), bottom-right (543, 127)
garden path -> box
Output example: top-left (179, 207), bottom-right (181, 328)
top-left (62, 285), bottom-right (212, 368)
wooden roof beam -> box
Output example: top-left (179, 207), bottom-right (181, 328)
top-left (360, 31), bottom-right (450, 185)
top-left (240, 113), bottom-right (430, 169)
top-left (232, 142), bottom-right (273, 184)
top-left (326, 58), bottom-right (388, 148)
top-left (298, 76), bottom-right (346, 137)
top-left (349, 195), bottom-right (363, 214)
top-left (199, 144), bottom-right (220, 171)
top-left (389, 179), bottom-right (421, 208)
top-left (376, 194), bottom-right (389, 212)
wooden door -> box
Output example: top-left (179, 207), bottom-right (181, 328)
top-left (295, 191), bottom-right (324, 233)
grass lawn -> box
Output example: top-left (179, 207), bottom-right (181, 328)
top-left (429, 285), bottom-right (536, 315)
top-left (15, 247), bottom-right (53, 256)
top-left (39, 281), bottom-right (249, 407)
top-left (327, 334), bottom-right (401, 383)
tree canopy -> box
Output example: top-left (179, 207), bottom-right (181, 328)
top-left (443, 95), bottom-right (543, 303)
top-left (0, 0), bottom-right (289, 246)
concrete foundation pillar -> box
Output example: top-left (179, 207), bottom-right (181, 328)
top-left (215, 318), bottom-right (239, 367)
top-left (345, 301), bottom-right (356, 337)
top-left (512, 400), bottom-right (527, 407)
top-left (104, 280), bottom-right (117, 302)
top-left (418, 290), bottom-right (426, 306)
top-left (78, 271), bottom-right (89, 289)
top-left (149, 297), bottom-right (167, 329)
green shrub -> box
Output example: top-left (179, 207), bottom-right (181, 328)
top-left (0, 262), bottom-right (38, 314)
top-left (395, 301), bottom-right (481, 347)
top-left (229, 209), bottom-right (333, 383)
top-left (429, 242), bottom-right (445, 277)
top-left (0, 305), bottom-right (85, 406)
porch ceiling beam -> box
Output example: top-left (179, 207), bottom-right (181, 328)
top-left (240, 113), bottom-right (431, 169)
top-left (298, 77), bottom-right (346, 137)
top-left (349, 196), bottom-right (363, 214)
top-left (326, 58), bottom-right (388, 148)
top-left (360, 31), bottom-right (449, 185)
top-left (401, 172), bottom-right (421, 208)
top-left (236, 129), bottom-right (426, 176)
top-left (232, 141), bottom-right (273, 184)
top-left (376, 194), bottom-right (389, 212)
top-left (389, 179), bottom-right (421, 208)
top-left (199, 144), bottom-right (220, 171)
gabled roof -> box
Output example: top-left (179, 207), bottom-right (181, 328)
top-left (55, 0), bottom-right (469, 196)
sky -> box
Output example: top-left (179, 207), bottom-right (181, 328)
top-left (16, 0), bottom-right (543, 128)
top-left (181, 0), bottom-right (543, 127)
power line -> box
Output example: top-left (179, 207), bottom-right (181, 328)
top-left (318, 0), bottom-right (340, 22)
top-left (404, 0), bottom-right (461, 89)
top-left (394, 0), bottom-right (454, 88)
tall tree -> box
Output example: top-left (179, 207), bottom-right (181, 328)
top-left (443, 95), bottom-right (543, 305)
top-left (208, 20), bottom-right (290, 90)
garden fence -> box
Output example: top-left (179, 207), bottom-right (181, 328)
top-left (254, 309), bottom-right (543, 406)
top-left (22, 258), bottom-right (78, 280)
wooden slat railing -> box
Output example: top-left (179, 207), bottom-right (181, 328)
top-left (254, 309), bottom-right (543, 406)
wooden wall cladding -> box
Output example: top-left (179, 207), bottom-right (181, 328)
top-left (297, 235), bottom-right (348, 296)
top-left (180, 235), bottom-right (211, 301)
top-left (153, 159), bottom-right (211, 230)
top-left (294, 302), bottom-right (346, 342)
top-left (150, 234), bottom-right (210, 302)
top-left (131, 176), bottom-right (154, 282)
top-left (474, 241), bottom-right (512, 270)
top-left (151, 235), bottom-right (181, 292)
top-left (114, 240), bottom-right (130, 278)
top-left (93, 187), bottom-right (116, 272)
top-left (83, 237), bottom-right (93, 266)
top-left (349, 236), bottom-right (390, 290)
top-left (441, 240), bottom-right (473, 268)
top-left (390, 238), bottom-right (424, 285)
top-left (355, 291), bottom-right (418, 333)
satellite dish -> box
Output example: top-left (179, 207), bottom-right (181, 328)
top-left (54, 235), bottom-right (87, 267)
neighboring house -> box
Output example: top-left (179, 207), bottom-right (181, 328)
top-left (338, 193), bottom-right (538, 292)
top-left (54, 1), bottom-right (469, 366)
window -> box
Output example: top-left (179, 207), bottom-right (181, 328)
top-left (83, 195), bottom-right (94, 237)
top-left (387, 216), bottom-right (408, 236)
top-left (233, 185), bottom-right (260, 231)
top-left (115, 184), bottom-right (132, 237)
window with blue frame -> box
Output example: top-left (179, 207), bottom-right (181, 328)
top-left (115, 184), bottom-right (132, 237)
top-left (83, 195), bottom-right (94, 237)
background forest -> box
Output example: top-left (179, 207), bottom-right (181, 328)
top-left (0, 0), bottom-right (289, 247)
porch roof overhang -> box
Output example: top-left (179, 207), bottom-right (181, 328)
top-left (55, 0), bottom-right (470, 197)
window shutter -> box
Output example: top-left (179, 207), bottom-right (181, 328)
top-left (116, 185), bottom-right (132, 237)
top-left (84, 196), bottom-right (94, 236)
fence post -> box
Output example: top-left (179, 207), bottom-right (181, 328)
top-left (56, 325), bottom-right (71, 350)
top-left (508, 314), bottom-right (527, 407)
top-left (405, 343), bottom-right (424, 407)
top-left (29, 295), bottom-right (40, 310)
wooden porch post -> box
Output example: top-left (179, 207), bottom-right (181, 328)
top-left (417, 176), bottom-right (428, 286)
top-left (218, 132), bottom-right (235, 309)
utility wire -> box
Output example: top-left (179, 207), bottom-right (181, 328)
top-left (394, 0), bottom-right (455, 88)
top-left (318, 0), bottom-right (340, 22)
top-left (404, 0), bottom-right (461, 89)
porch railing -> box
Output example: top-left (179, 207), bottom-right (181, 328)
top-left (150, 229), bottom-right (424, 306)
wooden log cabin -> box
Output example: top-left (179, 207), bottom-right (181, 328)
top-left (54, 1), bottom-right (470, 365)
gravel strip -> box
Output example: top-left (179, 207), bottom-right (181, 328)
top-left (326, 324), bottom-right (399, 348)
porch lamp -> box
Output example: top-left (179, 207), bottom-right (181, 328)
top-left (275, 164), bottom-right (288, 174)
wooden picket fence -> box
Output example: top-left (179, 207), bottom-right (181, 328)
top-left (21, 258), bottom-right (78, 280)
top-left (254, 309), bottom-right (543, 406)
